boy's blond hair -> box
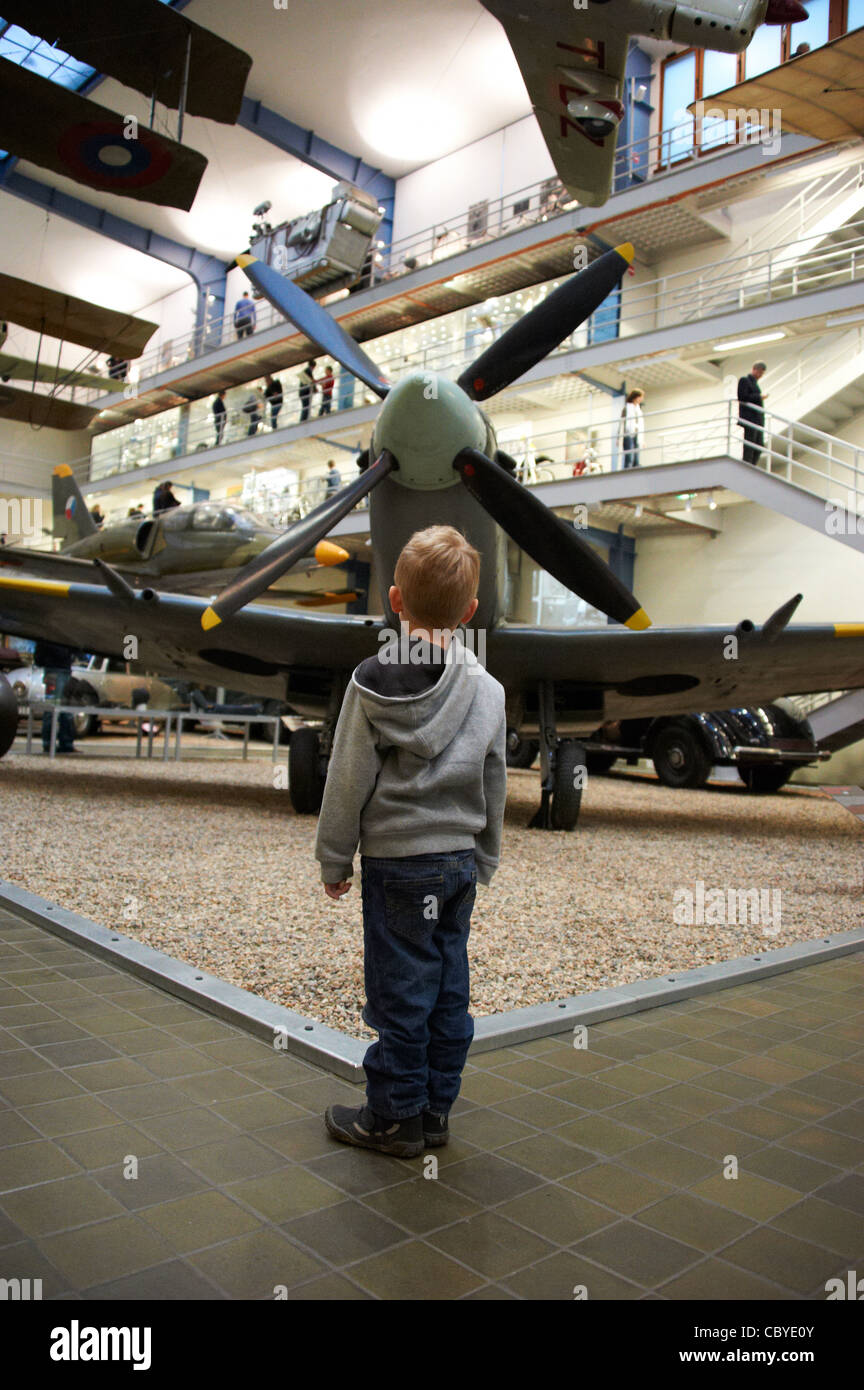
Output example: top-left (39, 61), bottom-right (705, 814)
top-left (394, 525), bottom-right (480, 629)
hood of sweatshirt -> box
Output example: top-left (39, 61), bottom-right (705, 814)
top-left (353, 638), bottom-right (482, 759)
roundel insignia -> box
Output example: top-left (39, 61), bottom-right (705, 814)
top-left (57, 122), bottom-right (172, 191)
top-left (64, 496), bottom-right (76, 520)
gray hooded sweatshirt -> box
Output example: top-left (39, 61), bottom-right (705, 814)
top-left (314, 634), bottom-right (507, 886)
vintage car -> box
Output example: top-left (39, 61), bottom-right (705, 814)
top-left (8, 655), bottom-right (186, 737)
top-left (507, 700), bottom-right (829, 794)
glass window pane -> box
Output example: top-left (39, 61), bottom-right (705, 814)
top-left (662, 52), bottom-right (696, 162)
top-left (702, 49), bottom-right (738, 97)
top-left (849, 0), bottom-right (864, 30)
top-left (744, 25), bottom-right (782, 78)
top-left (789, 0), bottom-right (830, 51)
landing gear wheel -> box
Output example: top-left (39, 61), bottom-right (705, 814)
top-left (740, 765), bottom-right (792, 794)
top-left (551, 739), bottom-right (586, 830)
top-left (507, 736), bottom-right (539, 768)
top-left (651, 724), bottom-right (712, 789)
top-left (0, 674), bottom-right (17, 759)
top-left (289, 726), bottom-right (326, 813)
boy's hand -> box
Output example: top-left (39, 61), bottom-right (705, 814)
top-left (324, 881), bottom-right (352, 900)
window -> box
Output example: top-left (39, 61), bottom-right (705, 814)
top-left (744, 25), bottom-right (783, 77)
top-left (848, 0), bottom-right (864, 30)
top-left (789, 0), bottom-right (830, 51)
top-left (661, 51), bottom-right (697, 163)
top-left (701, 50), bottom-right (738, 149)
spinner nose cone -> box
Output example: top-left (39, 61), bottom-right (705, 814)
top-left (764, 0), bottom-right (808, 23)
top-left (374, 373), bottom-right (488, 489)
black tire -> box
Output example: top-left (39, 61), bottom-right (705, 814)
top-left (585, 749), bottom-right (617, 775)
top-left (740, 765), bottom-right (792, 794)
top-left (507, 737), bottom-right (540, 769)
top-left (0, 673), bottom-right (17, 759)
top-left (289, 726), bottom-right (326, 814)
top-left (551, 739), bottom-right (586, 830)
top-left (651, 723), bottom-right (712, 789)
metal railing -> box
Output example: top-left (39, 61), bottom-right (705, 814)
top-left (52, 115), bottom-right (782, 399)
top-left (80, 226), bottom-right (864, 486)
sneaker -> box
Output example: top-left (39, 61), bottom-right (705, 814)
top-left (422, 1111), bottom-right (449, 1147)
top-left (324, 1104), bottom-right (424, 1158)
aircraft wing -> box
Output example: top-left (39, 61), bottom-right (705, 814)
top-left (480, 1), bottom-right (629, 207)
top-left (1, 575), bottom-right (862, 722)
top-left (0, 353), bottom-right (122, 393)
top-left (0, 550), bottom-right (358, 603)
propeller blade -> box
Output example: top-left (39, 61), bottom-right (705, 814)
top-left (457, 244), bottom-right (633, 401)
top-left (201, 451), bottom-right (396, 628)
top-left (236, 254), bottom-right (391, 398)
top-left (453, 448), bottom-right (650, 629)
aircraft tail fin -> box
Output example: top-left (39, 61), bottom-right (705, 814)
top-left (52, 465), bottom-right (96, 544)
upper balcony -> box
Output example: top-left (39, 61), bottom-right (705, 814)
top-left (76, 116), bottom-right (825, 435)
top-left (73, 219), bottom-right (864, 496)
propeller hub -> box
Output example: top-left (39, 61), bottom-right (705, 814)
top-left (371, 373), bottom-right (490, 489)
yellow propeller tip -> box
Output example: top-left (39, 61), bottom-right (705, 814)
top-left (235, 253), bottom-right (256, 269)
top-left (625, 607), bottom-right (651, 631)
top-left (315, 541), bottom-right (349, 567)
top-left (614, 242), bottom-right (635, 265)
top-left (201, 606), bottom-right (222, 631)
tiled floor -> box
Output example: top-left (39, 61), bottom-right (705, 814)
top-left (1, 905), bottom-right (863, 1300)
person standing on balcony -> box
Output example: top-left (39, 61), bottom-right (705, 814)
top-left (212, 389), bottom-right (227, 446)
top-left (738, 362), bottom-right (767, 467)
top-left (234, 291), bottom-right (256, 340)
top-left (242, 388), bottom-right (265, 436)
top-left (319, 361), bottom-right (335, 416)
top-left (264, 374), bottom-right (284, 430)
top-left (620, 389), bottom-right (645, 469)
top-left (299, 360), bottom-right (317, 422)
top-left (326, 461), bottom-right (342, 496)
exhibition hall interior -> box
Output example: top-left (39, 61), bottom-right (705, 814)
top-left (0, 0), bottom-right (863, 1321)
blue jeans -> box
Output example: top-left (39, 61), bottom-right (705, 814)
top-left (42, 670), bottom-right (75, 752)
top-left (622, 434), bottom-right (639, 468)
top-left (361, 850), bottom-right (476, 1120)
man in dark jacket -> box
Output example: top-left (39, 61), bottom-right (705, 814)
top-left (738, 362), bottom-right (767, 466)
top-left (33, 640), bottom-right (76, 754)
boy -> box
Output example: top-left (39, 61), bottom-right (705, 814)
top-left (315, 525), bottom-right (507, 1158)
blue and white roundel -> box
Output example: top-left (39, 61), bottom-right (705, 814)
top-left (64, 496), bottom-right (76, 521)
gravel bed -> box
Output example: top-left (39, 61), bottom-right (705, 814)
top-left (1, 753), bottom-right (861, 1040)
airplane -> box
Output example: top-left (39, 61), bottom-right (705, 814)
top-left (1, 241), bottom-right (862, 832)
top-left (0, 466), bottom-right (354, 603)
top-left (480, 0), bottom-right (808, 206)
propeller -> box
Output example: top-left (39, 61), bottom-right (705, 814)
top-left (201, 451), bottom-right (396, 628)
top-left (454, 448), bottom-right (649, 630)
top-left (236, 253), bottom-right (391, 399)
top-left (457, 244), bottom-right (633, 401)
top-left (212, 242), bottom-right (648, 628)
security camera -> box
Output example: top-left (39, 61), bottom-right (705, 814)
top-left (566, 99), bottom-right (621, 140)
top-left (253, 200), bottom-right (272, 218)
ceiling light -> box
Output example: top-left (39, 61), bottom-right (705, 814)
top-left (712, 331), bottom-right (786, 352)
top-left (708, 493), bottom-right (717, 510)
top-left (634, 503), bottom-right (643, 518)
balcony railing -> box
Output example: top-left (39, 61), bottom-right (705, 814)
top-left (58, 115), bottom-right (780, 400)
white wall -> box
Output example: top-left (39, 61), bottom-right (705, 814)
top-left (392, 115), bottom-right (555, 248)
top-left (634, 501), bottom-right (864, 627)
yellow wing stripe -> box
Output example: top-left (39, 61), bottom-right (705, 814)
top-left (0, 575), bottom-right (70, 597)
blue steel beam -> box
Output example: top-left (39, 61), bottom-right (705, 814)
top-left (0, 169), bottom-right (228, 337)
top-left (237, 98), bottom-right (394, 249)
